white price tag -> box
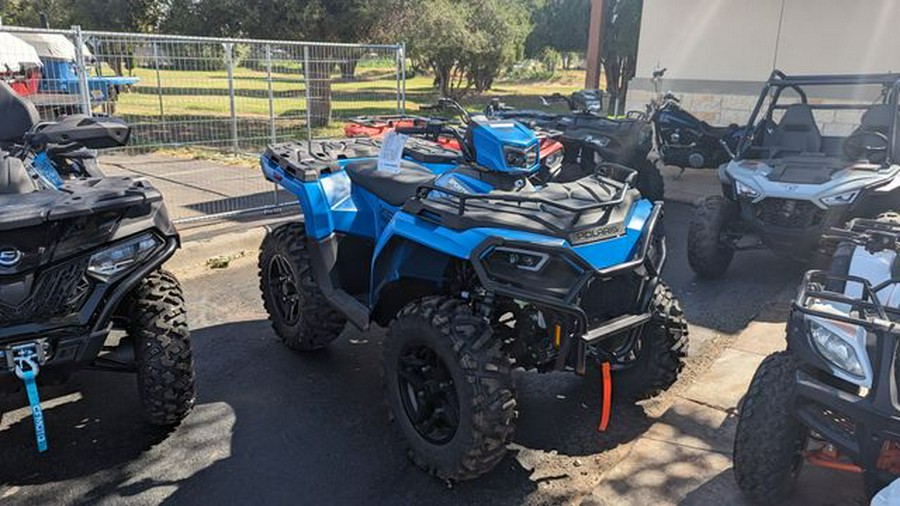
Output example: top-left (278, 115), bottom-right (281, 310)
top-left (377, 131), bottom-right (408, 173)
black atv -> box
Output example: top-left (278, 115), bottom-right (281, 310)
top-left (0, 82), bottom-right (194, 452)
top-left (487, 90), bottom-right (664, 201)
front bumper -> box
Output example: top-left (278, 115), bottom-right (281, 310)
top-left (471, 204), bottom-right (666, 374)
top-left (0, 235), bottom-right (178, 390)
top-left (737, 197), bottom-right (850, 256)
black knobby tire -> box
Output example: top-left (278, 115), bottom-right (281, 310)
top-left (635, 158), bottom-right (665, 202)
top-left (733, 351), bottom-right (808, 504)
top-left (613, 282), bottom-right (689, 401)
top-left (688, 195), bottom-right (737, 278)
top-left (258, 222), bottom-right (345, 351)
top-left (383, 296), bottom-right (517, 481)
top-left (126, 269), bottom-right (195, 425)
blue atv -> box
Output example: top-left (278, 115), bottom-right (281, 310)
top-left (258, 101), bottom-right (689, 480)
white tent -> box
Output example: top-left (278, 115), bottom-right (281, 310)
top-left (12, 32), bottom-right (93, 61)
top-left (0, 33), bottom-right (43, 72)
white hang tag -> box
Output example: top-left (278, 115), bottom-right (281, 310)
top-left (377, 131), bottom-right (408, 173)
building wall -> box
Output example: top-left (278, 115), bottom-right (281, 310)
top-left (627, 0), bottom-right (900, 127)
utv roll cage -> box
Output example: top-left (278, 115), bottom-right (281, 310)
top-left (735, 70), bottom-right (900, 160)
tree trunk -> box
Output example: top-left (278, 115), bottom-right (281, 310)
top-left (307, 46), bottom-right (333, 128)
top-left (339, 59), bottom-right (358, 80)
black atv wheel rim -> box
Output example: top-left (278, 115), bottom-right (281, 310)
top-left (397, 343), bottom-right (460, 445)
top-left (267, 254), bottom-right (301, 325)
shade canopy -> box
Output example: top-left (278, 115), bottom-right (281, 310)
top-left (0, 33), bottom-right (43, 72)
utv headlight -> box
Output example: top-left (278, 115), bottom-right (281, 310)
top-left (87, 233), bottom-right (162, 280)
top-left (488, 247), bottom-right (549, 272)
top-left (809, 319), bottom-right (864, 378)
top-left (734, 180), bottom-right (760, 199)
top-left (503, 145), bottom-right (538, 170)
top-left (822, 190), bottom-right (860, 206)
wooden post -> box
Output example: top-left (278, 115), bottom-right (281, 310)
top-left (585, 0), bottom-right (604, 89)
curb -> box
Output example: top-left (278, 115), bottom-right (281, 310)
top-left (166, 225), bottom-right (268, 279)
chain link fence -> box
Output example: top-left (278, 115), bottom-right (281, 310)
top-left (0, 25), bottom-right (405, 224)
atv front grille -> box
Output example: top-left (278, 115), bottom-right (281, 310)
top-left (579, 273), bottom-right (643, 325)
top-left (754, 198), bottom-right (824, 228)
top-left (0, 257), bottom-right (91, 326)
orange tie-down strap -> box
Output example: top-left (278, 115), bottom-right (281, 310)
top-left (599, 361), bottom-right (612, 432)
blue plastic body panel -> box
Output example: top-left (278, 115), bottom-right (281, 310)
top-left (260, 150), bottom-right (649, 316)
top-left (470, 121), bottom-right (540, 174)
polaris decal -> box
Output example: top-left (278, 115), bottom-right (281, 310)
top-left (568, 222), bottom-right (625, 245)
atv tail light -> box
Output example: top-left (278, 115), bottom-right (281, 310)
top-left (87, 233), bottom-right (162, 280)
top-left (877, 440), bottom-right (900, 474)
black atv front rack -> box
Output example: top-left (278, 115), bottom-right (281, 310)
top-left (794, 270), bottom-right (900, 330)
top-left (404, 167), bottom-right (636, 240)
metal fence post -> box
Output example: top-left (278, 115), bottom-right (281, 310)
top-left (152, 41), bottom-right (166, 140)
top-left (265, 44), bottom-right (276, 144)
top-left (224, 42), bottom-right (238, 153)
top-left (400, 43), bottom-right (407, 114)
top-left (72, 25), bottom-right (92, 116)
top-left (303, 45), bottom-right (313, 150)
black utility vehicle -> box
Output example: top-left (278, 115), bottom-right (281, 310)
top-left (0, 83), bottom-right (194, 451)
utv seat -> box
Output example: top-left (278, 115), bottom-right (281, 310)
top-left (763, 104), bottom-right (822, 154)
top-left (0, 81), bottom-right (40, 144)
top-left (345, 159), bottom-right (436, 207)
top-left (844, 104), bottom-right (899, 160)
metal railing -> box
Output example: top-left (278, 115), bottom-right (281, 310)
top-left (0, 25), bottom-right (406, 224)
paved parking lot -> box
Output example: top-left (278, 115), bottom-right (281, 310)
top-left (2, 201), bottom-right (854, 505)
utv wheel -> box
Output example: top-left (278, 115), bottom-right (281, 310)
top-left (126, 270), bottom-right (195, 425)
top-left (688, 195), bottom-right (737, 278)
top-left (383, 296), bottom-right (517, 481)
top-left (733, 351), bottom-right (807, 504)
top-left (635, 158), bottom-right (665, 202)
top-left (613, 282), bottom-right (688, 401)
top-left (259, 222), bottom-right (345, 351)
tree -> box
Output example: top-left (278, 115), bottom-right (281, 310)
top-left (599, 0), bottom-right (642, 113)
top-left (526, 0), bottom-right (642, 112)
top-left (382, 0), bottom-right (530, 99)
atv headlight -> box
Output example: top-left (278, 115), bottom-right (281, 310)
top-left (543, 150), bottom-right (563, 169)
top-left (585, 135), bottom-right (611, 148)
top-left (503, 145), bottom-right (538, 170)
top-left (88, 233), bottom-right (162, 280)
top-left (809, 318), bottom-right (865, 378)
top-left (734, 180), bottom-right (760, 199)
top-left (481, 245), bottom-right (582, 297)
top-left (822, 190), bottom-right (860, 206)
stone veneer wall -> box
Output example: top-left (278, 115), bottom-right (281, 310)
top-left (624, 88), bottom-right (868, 138)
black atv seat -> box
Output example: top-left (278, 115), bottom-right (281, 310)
top-left (345, 159), bottom-right (436, 207)
top-left (0, 82), bottom-right (40, 144)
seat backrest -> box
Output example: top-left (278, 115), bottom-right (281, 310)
top-left (849, 104), bottom-right (900, 161)
top-left (764, 104), bottom-right (822, 153)
top-left (0, 81), bottom-right (40, 144)
top-left (0, 155), bottom-right (36, 195)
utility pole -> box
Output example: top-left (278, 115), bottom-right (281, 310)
top-left (584, 0), bottom-right (604, 89)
